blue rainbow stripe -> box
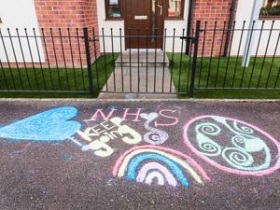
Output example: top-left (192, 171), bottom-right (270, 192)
top-left (125, 153), bottom-right (189, 187)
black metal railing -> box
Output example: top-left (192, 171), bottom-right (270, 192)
top-left (93, 28), bottom-right (192, 96)
top-left (0, 27), bottom-right (193, 97)
top-left (0, 28), bottom-right (90, 95)
top-left (190, 20), bottom-right (280, 96)
top-left (0, 22), bottom-right (279, 98)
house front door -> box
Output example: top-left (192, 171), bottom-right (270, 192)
top-left (124, 0), bottom-right (168, 49)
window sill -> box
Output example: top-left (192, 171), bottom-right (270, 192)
top-left (105, 18), bottom-right (124, 21)
top-left (259, 15), bottom-right (280, 20)
top-left (165, 17), bottom-right (184, 21)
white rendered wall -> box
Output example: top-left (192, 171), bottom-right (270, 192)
top-left (164, 0), bottom-right (189, 52)
top-left (97, 0), bottom-right (125, 53)
top-left (0, 0), bottom-right (45, 63)
top-left (231, 0), bottom-right (280, 56)
top-left (97, 0), bottom-right (189, 53)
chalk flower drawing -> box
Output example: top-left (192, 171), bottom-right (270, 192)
top-left (184, 115), bottom-right (280, 176)
top-left (113, 145), bottom-right (210, 187)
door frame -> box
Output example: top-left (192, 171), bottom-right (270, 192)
top-left (122, 0), bottom-right (167, 49)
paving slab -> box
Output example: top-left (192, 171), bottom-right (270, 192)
top-left (98, 67), bottom-right (177, 99)
top-left (0, 99), bottom-right (279, 210)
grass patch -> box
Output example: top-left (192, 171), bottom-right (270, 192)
top-left (0, 53), bottom-right (118, 98)
top-left (1, 52), bottom-right (279, 99)
top-left (168, 53), bottom-right (280, 99)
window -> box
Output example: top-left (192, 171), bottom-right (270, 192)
top-left (105, 0), bottom-right (122, 19)
top-left (168, 0), bottom-right (184, 18)
top-left (260, 0), bottom-right (280, 17)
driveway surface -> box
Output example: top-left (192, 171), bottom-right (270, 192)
top-left (0, 99), bottom-right (279, 210)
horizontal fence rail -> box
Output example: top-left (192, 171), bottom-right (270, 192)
top-left (192, 20), bottom-right (280, 94)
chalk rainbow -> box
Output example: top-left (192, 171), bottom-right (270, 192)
top-left (113, 145), bottom-right (210, 187)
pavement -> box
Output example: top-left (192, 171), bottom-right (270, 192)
top-left (98, 51), bottom-right (177, 99)
top-left (0, 99), bottom-right (279, 210)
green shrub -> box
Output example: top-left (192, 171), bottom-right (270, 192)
top-left (268, 5), bottom-right (280, 15)
top-left (260, 7), bottom-right (269, 16)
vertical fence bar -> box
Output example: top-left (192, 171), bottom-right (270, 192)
top-left (120, 28), bottom-right (124, 92)
top-left (17, 28), bottom-right (31, 89)
top-left (178, 29), bottom-right (185, 93)
top-left (154, 28), bottom-right (158, 93)
top-left (274, 67), bottom-right (280, 88)
top-left (92, 28), bottom-right (99, 91)
top-left (59, 28), bottom-right (70, 90)
top-left (83, 28), bottom-right (93, 96)
top-left (146, 28), bottom-right (149, 93)
top-left (110, 28), bottom-right (116, 92)
top-left (206, 21), bottom-right (217, 88)
top-left (266, 32), bottom-right (280, 88)
top-left (231, 21), bottom-right (245, 88)
top-left (0, 59), bottom-right (9, 90)
top-left (198, 22), bottom-right (207, 88)
top-left (223, 21), bottom-right (235, 88)
top-left (186, 36), bottom-right (193, 93)
top-left (50, 28), bottom-right (62, 89)
top-left (76, 29), bottom-right (85, 90)
top-left (137, 28), bottom-right (140, 93)
top-left (101, 28), bottom-right (109, 92)
top-left (129, 28), bottom-right (132, 92)
top-left (7, 29), bottom-right (24, 89)
top-left (240, 21), bottom-right (256, 88)
top-left (214, 21), bottom-right (227, 87)
top-left (162, 29), bottom-right (167, 93)
top-left (189, 21), bottom-right (201, 98)
top-left (0, 29), bottom-right (16, 89)
top-left (68, 28), bottom-right (78, 91)
top-left (25, 28), bottom-right (40, 90)
top-left (170, 29), bottom-right (176, 93)
top-left (248, 21), bottom-right (265, 88)
top-left (257, 21), bottom-right (275, 88)
top-left (265, 30), bottom-right (280, 88)
top-left (33, 28), bottom-right (47, 90)
top-left (41, 28), bottom-right (55, 90)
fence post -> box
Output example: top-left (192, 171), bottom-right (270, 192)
top-left (189, 20), bottom-right (201, 98)
top-left (83, 28), bottom-right (94, 96)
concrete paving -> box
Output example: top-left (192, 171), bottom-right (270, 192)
top-left (98, 51), bottom-right (177, 99)
top-left (0, 99), bottom-right (279, 210)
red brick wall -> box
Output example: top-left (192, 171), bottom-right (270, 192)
top-left (192, 0), bottom-right (239, 56)
top-left (34, 0), bottom-right (99, 68)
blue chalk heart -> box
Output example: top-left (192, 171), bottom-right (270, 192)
top-left (0, 106), bottom-right (81, 142)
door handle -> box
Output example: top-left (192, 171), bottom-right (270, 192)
top-left (157, 4), bottom-right (162, 16)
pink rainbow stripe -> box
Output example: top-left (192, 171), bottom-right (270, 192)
top-left (183, 115), bottom-right (280, 176)
top-left (112, 145), bottom-right (210, 181)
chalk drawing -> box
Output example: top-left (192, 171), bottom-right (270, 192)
top-left (113, 145), bottom-right (210, 187)
top-left (184, 115), bottom-right (280, 176)
top-left (140, 113), bottom-right (169, 145)
top-left (0, 106), bottom-right (81, 142)
top-left (154, 109), bottom-right (179, 127)
top-left (78, 117), bottom-right (142, 157)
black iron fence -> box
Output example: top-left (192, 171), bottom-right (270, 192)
top-left (190, 20), bottom-right (280, 97)
top-left (0, 21), bottom-right (279, 98)
top-left (0, 28), bottom-right (91, 95)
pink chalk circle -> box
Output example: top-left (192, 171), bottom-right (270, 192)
top-left (183, 115), bottom-right (280, 176)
